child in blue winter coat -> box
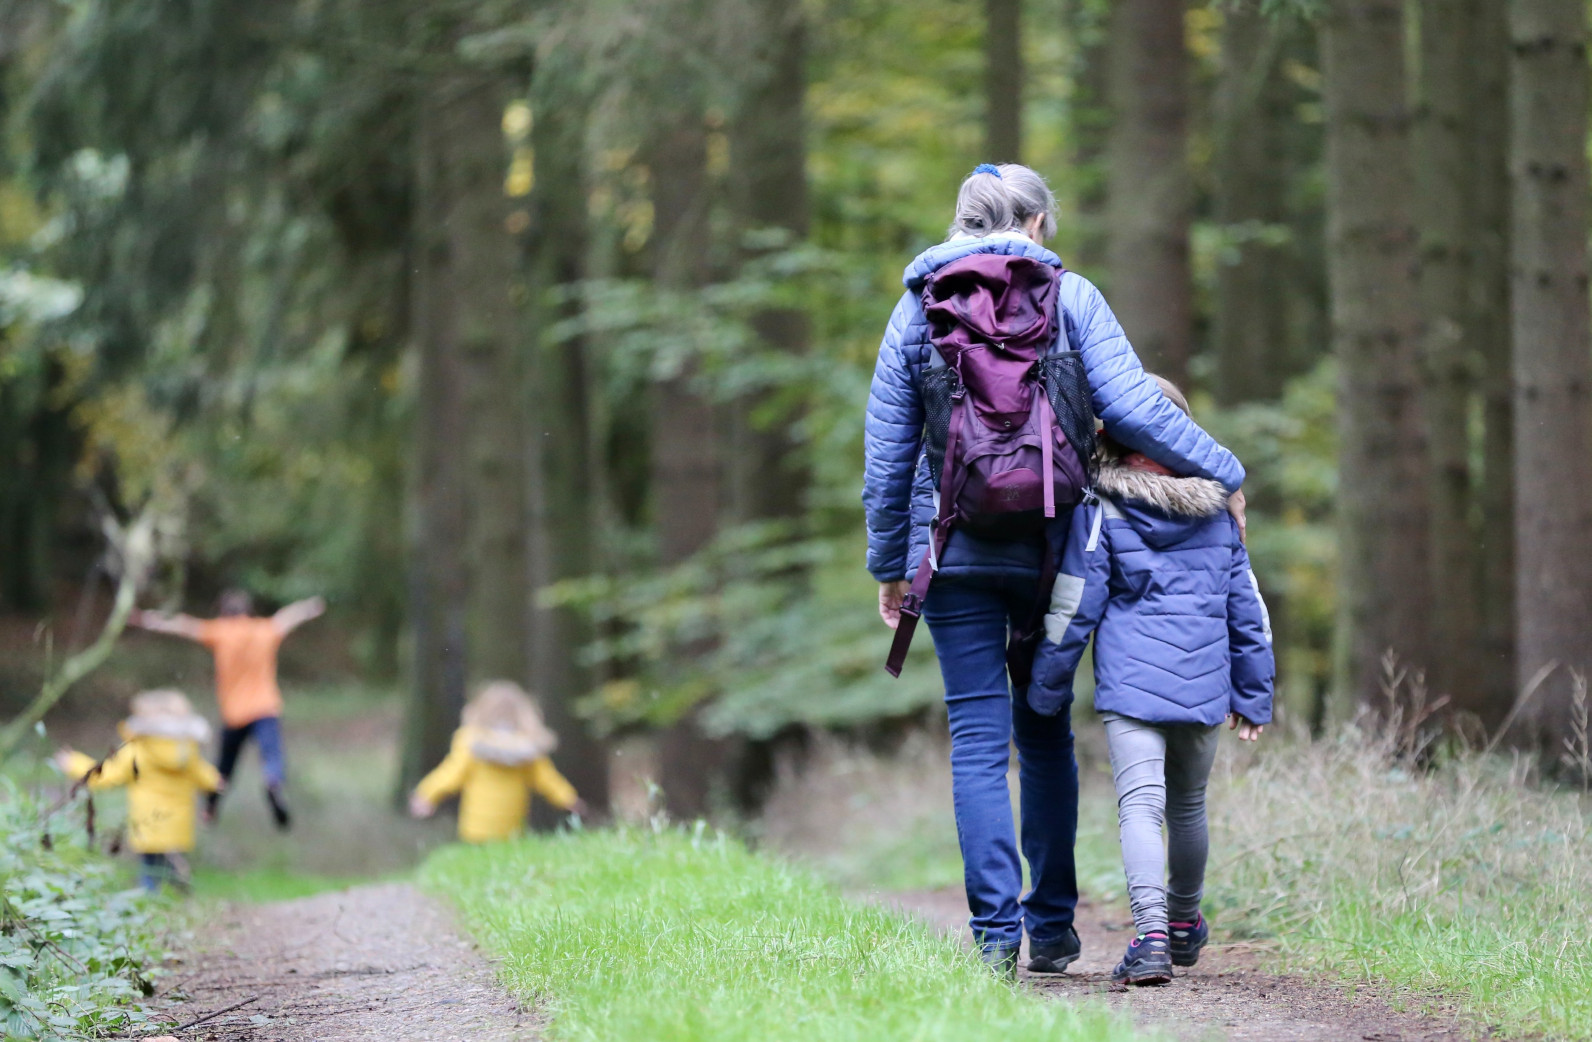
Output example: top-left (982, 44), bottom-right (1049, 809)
top-left (1028, 376), bottom-right (1274, 986)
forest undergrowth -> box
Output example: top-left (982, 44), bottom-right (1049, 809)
top-left (1209, 727), bottom-right (1592, 1039)
top-left (761, 714), bottom-right (1592, 1040)
top-left (0, 784), bottom-right (166, 1040)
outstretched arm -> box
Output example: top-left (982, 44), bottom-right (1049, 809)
top-left (410, 732), bottom-right (470, 817)
top-left (273, 596), bottom-right (326, 637)
top-left (130, 610), bottom-right (207, 642)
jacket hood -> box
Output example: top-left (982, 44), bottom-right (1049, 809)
top-left (902, 233), bottom-right (1061, 291)
top-left (115, 729), bottom-right (204, 771)
top-left (1095, 459), bottom-right (1229, 550)
top-left (120, 713), bottom-right (211, 744)
top-left (466, 725), bottom-right (554, 765)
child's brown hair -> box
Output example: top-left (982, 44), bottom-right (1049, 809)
top-left (1100, 374), bottom-right (1190, 461)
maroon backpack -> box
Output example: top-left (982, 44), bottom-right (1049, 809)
top-left (885, 253), bottom-right (1096, 678)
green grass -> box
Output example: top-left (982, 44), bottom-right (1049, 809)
top-left (760, 724), bottom-right (1592, 1039)
top-left (422, 828), bottom-right (1142, 1042)
top-left (189, 866), bottom-right (370, 902)
top-left (1207, 734), bottom-right (1592, 1039)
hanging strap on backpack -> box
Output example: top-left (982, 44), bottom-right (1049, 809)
top-left (1038, 381), bottom-right (1056, 519)
top-left (885, 392), bottom-right (964, 677)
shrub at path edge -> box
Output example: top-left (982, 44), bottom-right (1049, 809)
top-left (0, 784), bottom-right (166, 1040)
top-left (422, 827), bottom-right (1141, 1042)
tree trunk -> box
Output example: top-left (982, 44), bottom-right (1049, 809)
top-left (985, 0), bottom-right (1022, 163)
top-left (400, 75), bottom-right (475, 791)
top-left (1065, 0), bottom-right (1111, 275)
top-left (650, 99), bottom-right (727, 820)
top-left (1414, 0), bottom-right (1481, 712)
top-left (1106, 0), bottom-right (1191, 384)
top-left (1319, 0), bottom-right (1432, 704)
top-left (1508, 0), bottom-right (1592, 750)
top-left (1212, 5), bottom-right (1292, 405)
top-left (524, 84), bottom-right (610, 814)
top-left (1470, 0), bottom-right (1514, 730)
top-left (450, 76), bottom-right (527, 686)
top-left (728, 0), bottom-right (810, 525)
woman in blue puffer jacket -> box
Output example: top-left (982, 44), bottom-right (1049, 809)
top-left (862, 164), bottom-right (1246, 976)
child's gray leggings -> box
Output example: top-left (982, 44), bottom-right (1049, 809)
top-left (1101, 713), bottom-right (1221, 935)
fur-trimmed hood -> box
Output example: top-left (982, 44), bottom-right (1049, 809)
top-left (120, 714), bottom-right (211, 743)
top-left (465, 726), bottom-right (556, 766)
top-left (1094, 457), bottom-right (1229, 519)
top-left (1094, 457), bottom-right (1231, 552)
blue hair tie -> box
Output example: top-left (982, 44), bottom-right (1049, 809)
top-left (973, 163), bottom-right (1002, 178)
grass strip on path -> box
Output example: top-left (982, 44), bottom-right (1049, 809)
top-left (422, 826), bottom-right (1141, 1042)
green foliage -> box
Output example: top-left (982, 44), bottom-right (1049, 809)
top-left (422, 826), bottom-right (1143, 1042)
top-left (549, 524), bottom-right (944, 737)
top-left (0, 784), bottom-right (165, 1041)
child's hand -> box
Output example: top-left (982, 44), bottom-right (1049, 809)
top-left (568, 798), bottom-right (591, 819)
top-left (1228, 713), bottom-right (1264, 742)
top-left (51, 747), bottom-right (78, 774)
top-left (408, 794), bottom-right (436, 819)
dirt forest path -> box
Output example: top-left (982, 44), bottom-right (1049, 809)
top-left (155, 883), bottom-right (536, 1041)
top-left (887, 887), bottom-right (1479, 1042)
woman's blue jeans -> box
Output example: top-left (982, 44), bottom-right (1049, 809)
top-left (924, 574), bottom-right (1080, 954)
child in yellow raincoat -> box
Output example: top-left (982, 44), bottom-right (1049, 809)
top-left (55, 689), bottom-right (222, 891)
top-left (409, 681), bottom-right (586, 842)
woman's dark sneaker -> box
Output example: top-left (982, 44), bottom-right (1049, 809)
top-left (1027, 927), bottom-right (1082, 973)
top-left (1111, 932), bottom-right (1173, 986)
top-left (1168, 913), bottom-right (1209, 967)
top-left (978, 945), bottom-right (1020, 981)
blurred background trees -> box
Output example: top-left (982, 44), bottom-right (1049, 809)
top-left (3, 0), bottom-right (1590, 810)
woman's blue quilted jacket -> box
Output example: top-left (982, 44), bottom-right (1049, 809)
top-left (862, 235), bottom-right (1246, 583)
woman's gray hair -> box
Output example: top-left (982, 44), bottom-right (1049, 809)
top-left (949, 164), bottom-right (1058, 241)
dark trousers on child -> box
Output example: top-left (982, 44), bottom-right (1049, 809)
top-left (923, 574), bottom-right (1081, 957)
top-left (138, 853), bottom-right (190, 892)
top-left (213, 716), bottom-right (290, 827)
top-left (217, 715), bottom-right (286, 788)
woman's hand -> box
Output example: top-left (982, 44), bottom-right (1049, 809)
top-left (1228, 713), bottom-right (1264, 742)
top-left (1227, 489), bottom-right (1248, 545)
top-left (878, 581), bottom-right (911, 630)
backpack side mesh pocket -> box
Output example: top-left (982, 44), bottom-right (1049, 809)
top-left (918, 365), bottom-right (957, 487)
top-left (1042, 351), bottom-right (1097, 472)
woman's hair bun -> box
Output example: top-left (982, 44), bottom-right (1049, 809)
top-left (949, 163), bottom-right (1058, 241)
